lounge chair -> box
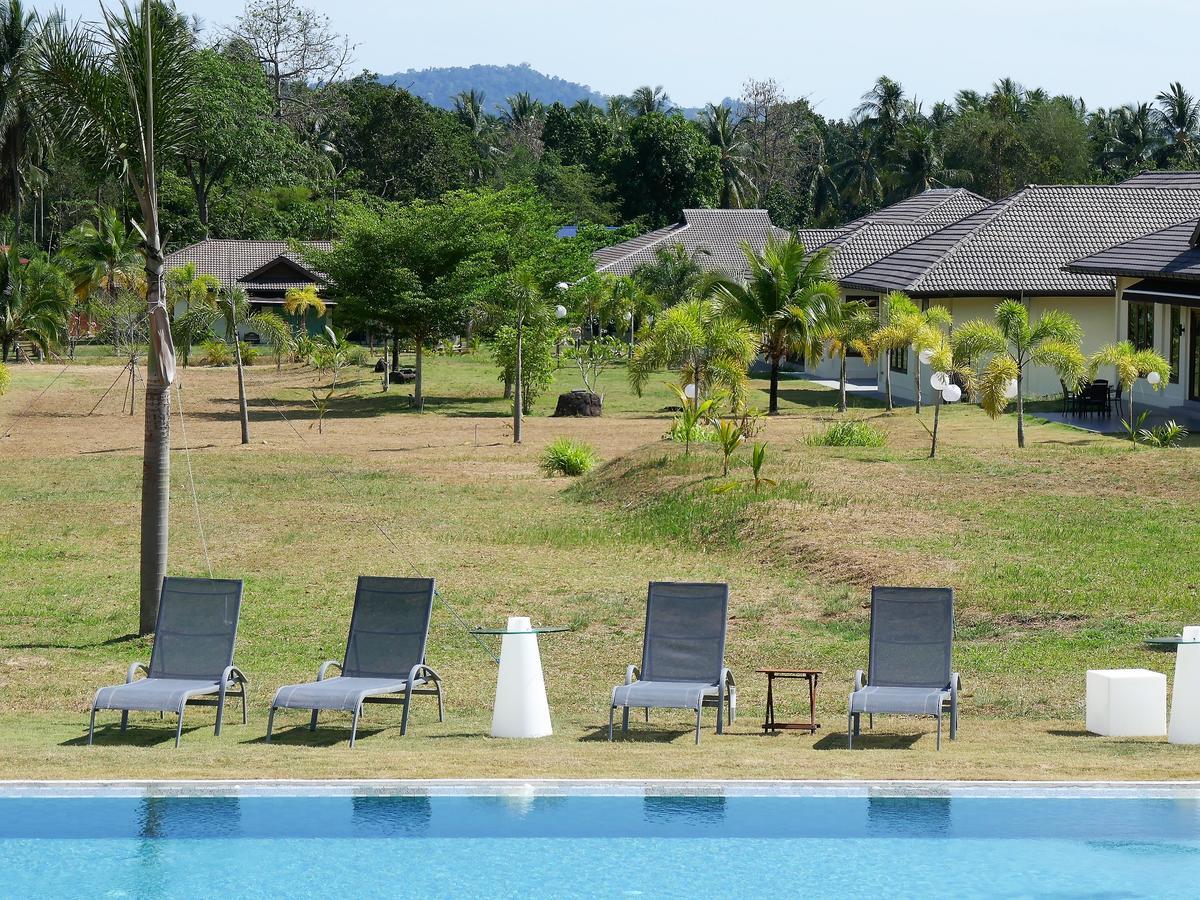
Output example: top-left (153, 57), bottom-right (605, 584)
top-left (88, 577), bottom-right (247, 748)
top-left (609, 581), bottom-right (736, 744)
top-left (848, 586), bottom-right (959, 750)
top-left (266, 576), bottom-right (443, 748)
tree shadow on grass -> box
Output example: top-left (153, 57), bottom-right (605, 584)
top-left (1047, 729), bottom-right (1092, 738)
top-left (246, 723), bottom-right (387, 747)
top-left (580, 724), bottom-right (701, 743)
top-left (10, 633), bottom-right (141, 650)
top-left (774, 386), bottom-right (887, 411)
top-left (188, 392), bottom-right (508, 423)
top-left (814, 731), bottom-right (925, 750)
top-left (61, 721), bottom-right (209, 748)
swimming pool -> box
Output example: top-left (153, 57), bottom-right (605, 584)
top-left (2, 781), bottom-right (1198, 899)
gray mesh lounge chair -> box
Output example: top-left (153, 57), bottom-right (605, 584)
top-left (848, 586), bottom-right (960, 750)
top-left (609, 581), bottom-right (735, 744)
top-left (88, 577), bottom-right (247, 748)
top-left (266, 576), bottom-right (443, 748)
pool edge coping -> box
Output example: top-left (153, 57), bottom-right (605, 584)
top-left (2, 779), bottom-right (1200, 799)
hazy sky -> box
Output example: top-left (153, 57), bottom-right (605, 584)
top-left (48, 0), bottom-right (1200, 117)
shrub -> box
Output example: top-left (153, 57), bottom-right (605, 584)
top-left (0, 361), bottom-right (9, 396)
top-left (541, 438), bottom-right (598, 477)
top-left (667, 420), bottom-right (718, 444)
top-left (1138, 420), bottom-right (1189, 448)
top-left (807, 419), bottom-right (888, 447)
top-left (202, 339), bottom-right (233, 366)
top-left (238, 341), bottom-right (258, 365)
top-left (344, 344), bottom-right (372, 367)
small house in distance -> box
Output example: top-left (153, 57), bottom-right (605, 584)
top-left (164, 239), bottom-right (334, 339)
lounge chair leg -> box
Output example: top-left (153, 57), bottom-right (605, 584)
top-left (435, 681), bottom-right (445, 722)
top-left (120, 711), bottom-right (128, 733)
top-left (350, 704), bottom-right (361, 748)
top-left (175, 708), bottom-right (186, 748)
top-left (868, 714), bottom-right (873, 730)
top-left (241, 688), bottom-right (248, 726)
top-left (215, 693), bottom-right (226, 737)
top-left (950, 697), bottom-right (958, 740)
top-left (936, 714), bottom-right (942, 751)
top-left (401, 685), bottom-right (414, 736)
top-left (608, 705), bottom-right (615, 741)
top-left (694, 707), bottom-right (702, 745)
top-left (622, 706), bottom-right (630, 734)
top-left (266, 706), bottom-right (276, 743)
top-left (847, 710), bottom-right (853, 749)
top-left (853, 712), bottom-right (861, 736)
top-left (644, 707), bottom-right (649, 723)
top-left (88, 708), bottom-right (97, 746)
top-left (309, 709), bottom-right (318, 731)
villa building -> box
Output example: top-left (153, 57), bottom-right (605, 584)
top-left (163, 239), bottom-right (334, 340)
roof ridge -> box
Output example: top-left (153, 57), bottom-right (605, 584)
top-left (906, 191), bottom-right (1025, 292)
top-left (596, 220), bottom-right (689, 272)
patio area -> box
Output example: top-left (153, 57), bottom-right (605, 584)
top-left (1035, 402), bottom-right (1200, 434)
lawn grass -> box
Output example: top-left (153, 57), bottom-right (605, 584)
top-left (1, 353), bottom-right (1198, 781)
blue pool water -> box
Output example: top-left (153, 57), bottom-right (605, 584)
top-left (1, 790), bottom-right (1199, 898)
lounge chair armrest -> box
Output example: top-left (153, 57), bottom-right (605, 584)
top-left (624, 665), bottom-right (640, 686)
top-left (222, 665), bottom-right (249, 687)
top-left (408, 663), bottom-right (441, 684)
top-left (853, 669), bottom-right (865, 692)
top-left (951, 672), bottom-right (961, 698)
top-left (126, 662), bottom-right (149, 683)
top-left (721, 668), bottom-right (735, 687)
top-left (316, 660), bottom-right (342, 681)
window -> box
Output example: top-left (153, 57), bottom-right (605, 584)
top-left (1128, 301), bottom-right (1154, 350)
top-left (890, 345), bottom-right (908, 374)
top-left (1169, 306), bottom-right (1182, 384)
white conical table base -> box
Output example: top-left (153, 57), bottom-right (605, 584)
top-left (491, 617), bottom-right (553, 739)
top-left (1168, 626), bottom-right (1200, 745)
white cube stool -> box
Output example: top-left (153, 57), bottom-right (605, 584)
top-left (1086, 669), bottom-right (1167, 737)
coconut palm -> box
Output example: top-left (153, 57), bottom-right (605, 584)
top-left (855, 75), bottom-right (905, 146)
top-left (869, 293), bottom-right (950, 414)
top-left (702, 103), bottom-right (755, 208)
top-left (952, 300), bottom-right (1086, 448)
top-left (167, 262), bottom-right (219, 366)
top-left (924, 335), bottom-right (975, 459)
top-left (631, 243), bottom-right (710, 307)
top-left (628, 297), bottom-right (756, 410)
top-left (32, 0), bottom-right (199, 634)
top-left (1089, 340), bottom-right (1171, 432)
top-left (599, 274), bottom-right (657, 357)
top-left (59, 206), bottom-right (142, 305)
top-left (1154, 82), bottom-right (1200, 165)
top-left (0, 243), bottom-right (70, 360)
top-left (710, 235), bottom-right (839, 415)
top-left (0, 0), bottom-right (42, 241)
top-left (887, 120), bottom-right (965, 200)
top-left (1104, 103), bottom-right (1160, 172)
top-left (835, 125), bottom-right (884, 209)
top-left (821, 296), bottom-right (877, 413)
top-left (629, 84), bottom-right (668, 116)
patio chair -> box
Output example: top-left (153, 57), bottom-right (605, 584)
top-left (1059, 379), bottom-right (1078, 416)
top-left (266, 576), bottom-right (442, 748)
top-left (609, 581), bottom-right (735, 744)
top-left (848, 586), bottom-right (959, 750)
top-left (88, 577), bottom-right (247, 748)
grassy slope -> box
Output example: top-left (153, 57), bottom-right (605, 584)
top-left (1, 352), bottom-right (1198, 780)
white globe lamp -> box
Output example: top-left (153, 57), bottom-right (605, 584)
top-left (683, 383), bottom-right (697, 400)
top-left (942, 383), bottom-right (962, 403)
top-left (555, 282), bottom-right (570, 293)
top-left (930, 371), bottom-right (950, 391)
top-left (918, 348), bottom-right (935, 366)
top-left (554, 304), bottom-right (567, 319)
top-left (1147, 370), bottom-right (1162, 386)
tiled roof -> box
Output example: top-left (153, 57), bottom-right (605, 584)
top-left (840, 185), bottom-right (1200, 296)
top-left (794, 228), bottom-right (847, 252)
top-left (846, 188), bottom-right (991, 228)
top-left (164, 239), bottom-right (332, 291)
top-left (593, 209), bottom-right (782, 277)
top-left (1066, 219), bottom-right (1200, 281)
top-left (1118, 171), bottom-right (1200, 190)
top-left (822, 222), bottom-right (944, 280)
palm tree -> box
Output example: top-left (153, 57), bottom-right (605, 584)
top-left (453, 89), bottom-right (499, 182)
top-left (855, 75), bottom-right (905, 143)
top-left (628, 297), bottom-right (756, 409)
top-left (821, 296), bottom-right (877, 412)
top-left (702, 103), bottom-right (755, 208)
top-left (629, 85), bottom-right (668, 116)
top-left (33, 0), bottom-right (199, 634)
top-left (887, 121), bottom-right (964, 200)
top-left (0, 243), bottom-right (69, 359)
top-left (1154, 82), bottom-right (1200, 165)
top-left (711, 235), bottom-right (839, 415)
top-left (0, 0), bottom-right (41, 242)
top-left (601, 274), bottom-right (657, 358)
top-left (167, 262), bottom-right (218, 366)
top-left (869, 291), bottom-right (918, 411)
top-left (952, 300), bottom-right (1085, 448)
top-left (835, 124), bottom-right (884, 209)
top-left (1089, 341), bottom-right (1171, 430)
top-left (1104, 103), bottom-right (1160, 172)
top-left (868, 293), bottom-right (950, 414)
top-left (59, 206), bottom-right (142, 305)
top-left (632, 243), bottom-right (710, 307)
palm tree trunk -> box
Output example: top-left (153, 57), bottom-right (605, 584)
top-left (513, 318), bottom-right (523, 443)
top-left (929, 394), bottom-right (941, 458)
top-left (1016, 372), bottom-right (1026, 449)
top-left (140, 248), bottom-right (171, 636)
top-left (769, 354), bottom-right (780, 415)
top-left (884, 364), bottom-right (893, 412)
top-left (235, 344), bottom-right (249, 445)
top-left (914, 358), bottom-right (923, 414)
top-left (413, 342), bottom-right (424, 411)
top-left (838, 354), bottom-right (848, 413)
top-left (390, 332), bottom-right (400, 372)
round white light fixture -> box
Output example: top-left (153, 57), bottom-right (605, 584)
top-left (554, 304), bottom-right (567, 319)
top-left (918, 348), bottom-right (935, 366)
top-left (683, 383), bottom-right (697, 400)
top-left (1147, 370), bottom-right (1162, 385)
top-left (942, 383), bottom-right (962, 403)
top-left (1004, 378), bottom-right (1019, 400)
top-left (624, 311), bottom-right (634, 322)
top-left (555, 282), bottom-right (570, 293)
top-left (930, 371), bottom-right (950, 391)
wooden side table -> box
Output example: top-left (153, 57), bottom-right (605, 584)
top-left (758, 669), bottom-right (821, 734)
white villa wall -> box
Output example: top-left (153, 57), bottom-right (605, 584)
top-left (1114, 276), bottom-right (1196, 410)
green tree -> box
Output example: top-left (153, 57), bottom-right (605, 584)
top-left (628, 297), bottom-right (756, 409)
top-left (869, 293), bottom-right (950, 414)
top-left (166, 262), bottom-right (220, 366)
top-left (33, 0), bottom-right (199, 633)
top-left (710, 234), bottom-right (839, 415)
top-left (821, 296), bottom-right (877, 413)
top-left (632, 244), bottom-right (709, 307)
top-left (0, 0), bottom-right (41, 241)
top-left (702, 103), bottom-right (755, 208)
top-left (0, 244), bottom-right (70, 360)
top-left (604, 112), bottom-right (720, 225)
top-left (59, 206), bottom-right (142, 309)
top-left (1089, 340), bottom-right (1171, 431)
top-left (492, 313), bottom-right (556, 415)
top-left (1155, 81), bottom-right (1200, 165)
top-left (952, 300), bottom-right (1086, 448)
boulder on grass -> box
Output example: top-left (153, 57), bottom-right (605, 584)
top-left (553, 390), bottom-right (602, 417)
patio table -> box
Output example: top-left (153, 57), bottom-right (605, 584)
top-left (757, 668), bottom-right (821, 734)
top-left (1148, 628), bottom-right (1200, 744)
top-left (471, 618), bottom-right (571, 739)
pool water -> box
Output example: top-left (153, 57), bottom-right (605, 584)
top-left (2, 791), bottom-right (1199, 898)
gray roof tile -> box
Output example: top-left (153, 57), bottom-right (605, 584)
top-left (164, 239), bottom-right (332, 292)
top-left (1118, 171), bottom-right (1200, 190)
top-left (846, 188), bottom-right (991, 227)
top-left (1066, 218), bottom-right (1200, 281)
top-left (840, 185), bottom-right (1200, 296)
